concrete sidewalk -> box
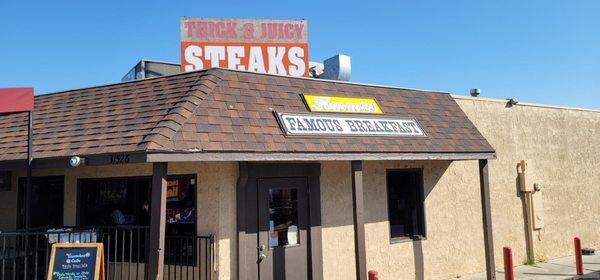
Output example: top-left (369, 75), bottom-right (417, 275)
top-left (455, 254), bottom-right (600, 280)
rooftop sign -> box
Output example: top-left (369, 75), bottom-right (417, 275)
top-left (180, 18), bottom-right (309, 77)
top-left (302, 94), bottom-right (384, 114)
top-left (275, 112), bottom-right (426, 137)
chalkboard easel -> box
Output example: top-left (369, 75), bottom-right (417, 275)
top-left (47, 243), bottom-right (105, 280)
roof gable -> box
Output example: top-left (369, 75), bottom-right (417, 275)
top-left (166, 70), bottom-right (494, 154)
top-left (0, 69), bottom-right (221, 161)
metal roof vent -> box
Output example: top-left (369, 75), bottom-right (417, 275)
top-left (122, 60), bottom-right (181, 81)
top-left (311, 54), bottom-right (351, 81)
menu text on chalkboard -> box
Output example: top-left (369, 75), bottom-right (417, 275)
top-left (48, 243), bottom-right (104, 280)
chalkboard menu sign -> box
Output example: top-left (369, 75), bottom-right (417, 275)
top-left (47, 243), bottom-right (104, 280)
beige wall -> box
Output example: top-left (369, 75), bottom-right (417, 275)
top-left (319, 98), bottom-right (600, 280)
top-left (454, 96), bottom-right (600, 271)
top-left (0, 162), bottom-right (238, 280)
top-left (0, 97), bottom-right (598, 280)
top-left (319, 160), bottom-right (486, 280)
top-left (320, 161), bottom-right (356, 279)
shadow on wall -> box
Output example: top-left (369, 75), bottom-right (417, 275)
top-left (363, 160), bottom-right (451, 223)
top-left (516, 163), bottom-right (530, 264)
top-left (413, 239), bottom-right (425, 280)
top-left (412, 162), bottom-right (449, 280)
top-left (363, 161), bottom-right (451, 280)
top-left (319, 160), bottom-right (452, 279)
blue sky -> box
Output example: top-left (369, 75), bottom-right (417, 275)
top-left (1, 1), bottom-right (598, 109)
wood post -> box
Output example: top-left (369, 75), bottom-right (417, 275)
top-left (479, 159), bottom-right (496, 280)
top-left (148, 162), bottom-right (168, 280)
top-left (351, 161), bottom-right (367, 280)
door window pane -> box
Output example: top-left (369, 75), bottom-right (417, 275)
top-left (268, 188), bottom-right (299, 248)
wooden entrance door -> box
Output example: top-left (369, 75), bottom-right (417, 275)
top-left (238, 163), bottom-right (322, 280)
top-left (257, 177), bottom-right (309, 280)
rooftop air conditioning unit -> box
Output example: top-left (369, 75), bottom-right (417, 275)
top-left (311, 54), bottom-right (351, 82)
top-left (122, 60), bottom-right (181, 81)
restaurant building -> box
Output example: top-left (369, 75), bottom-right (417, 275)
top-left (0, 68), bottom-right (598, 280)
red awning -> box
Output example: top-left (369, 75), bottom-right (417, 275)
top-left (0, 88), bottom-right (34, 114)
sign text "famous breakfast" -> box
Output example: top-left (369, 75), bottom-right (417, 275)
top-left (276, 112), bottom-right (426, 137)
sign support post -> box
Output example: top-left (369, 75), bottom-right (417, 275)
top-left (25, 111), bottom-right (33, 230)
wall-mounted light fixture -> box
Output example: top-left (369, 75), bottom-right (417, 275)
top-left (69, 156), bottom-right (86, 167)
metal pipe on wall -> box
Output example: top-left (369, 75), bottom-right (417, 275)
top-left (518, 160), bottom-right (535, 262)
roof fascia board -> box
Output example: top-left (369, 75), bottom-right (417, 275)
top-left (452, 94), bottom-right (600, 113)
top-left (0, 152), bottom-right (148, 170)
top-left (147, 152), bottom-right (496, 162)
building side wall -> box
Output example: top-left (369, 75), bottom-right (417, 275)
top-left (455, 97), bottom-right (600, 270)
top-left (319, 99), bottom-right (600, 280)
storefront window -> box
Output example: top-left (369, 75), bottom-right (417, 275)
top-left (78, 175), bottom-right (196, 235)
top-left (165, 176), bottom-right (196, 236)
top-left (386, 169), bottom-right (426, 241)
top-left (268, 188), bottom-right (299, 248)
top-left (79, 178), bottom-right (148, 226)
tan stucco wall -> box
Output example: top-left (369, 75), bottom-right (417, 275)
top-left (319, 98), bottom-right (600, 280)
top-left (0, 97), bottom-right (597, 280)
top-left (319, 160), bottom-right (486, 280)
top-left (320, 161), bottom-right (356, 279)
top-left (454, 96), bottom-right (600, 271)
top-left (0, 162), bottom-right (238, 280)
top-left (363, 160), bottom-right (487, 280)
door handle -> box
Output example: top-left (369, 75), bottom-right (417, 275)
top-left (257, 244), bottom-right (266, 251)
top-left (257, 253), bottom-right (267, 263)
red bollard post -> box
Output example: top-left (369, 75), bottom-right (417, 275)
top-left (575, 237), bottom-right (583, 275)
top-left (368, 270), bottom-right (379, 280)
top-left (503, 247), bottom-right (514, 280)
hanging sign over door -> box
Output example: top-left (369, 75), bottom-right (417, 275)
top-left (275, 112), bottom-right (426, 137)
top-left (180, 18), bottom-right (309, 77)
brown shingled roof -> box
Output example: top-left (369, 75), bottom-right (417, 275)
top-left (0, 68), bottom-right (494, 162)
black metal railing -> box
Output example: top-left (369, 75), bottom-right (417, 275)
top-left (0, 226), bottom-right (214, 280)
top-left (163, 235), bottom-right (214, 280)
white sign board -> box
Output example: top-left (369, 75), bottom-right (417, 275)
top-left (275, 112), bottom-right (426, 137)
